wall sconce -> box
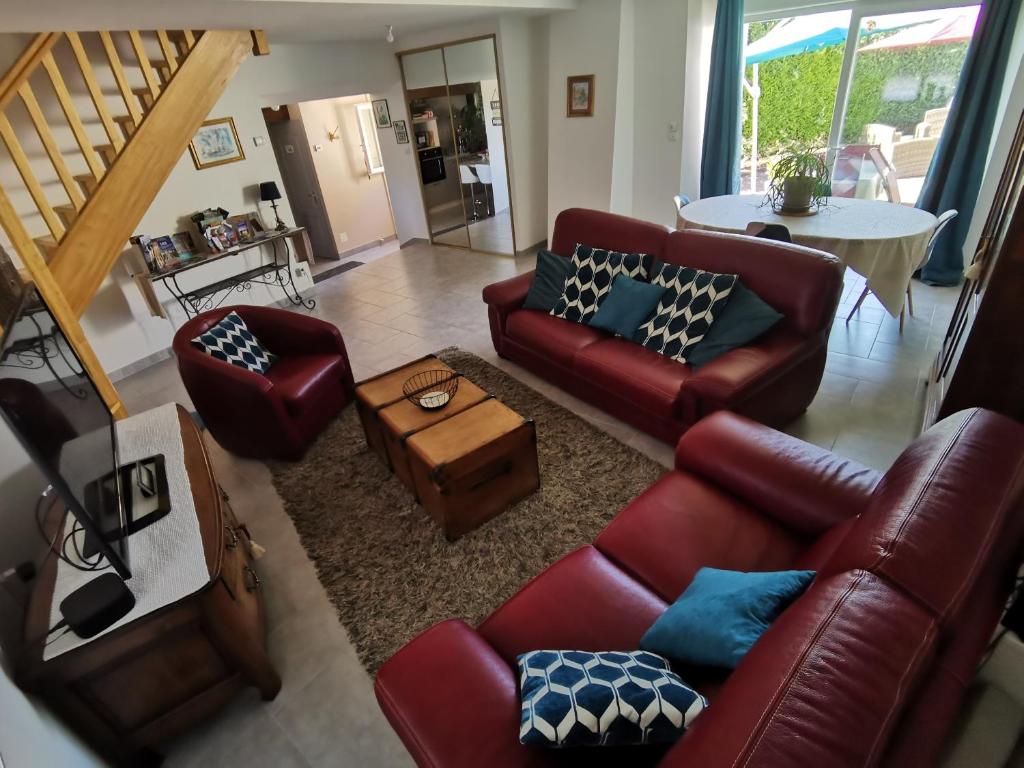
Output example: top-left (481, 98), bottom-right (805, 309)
top-left (327, 125), bottom-right (340, 142)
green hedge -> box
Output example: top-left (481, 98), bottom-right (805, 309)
top-left (742, 41), bottom-right (968, 157)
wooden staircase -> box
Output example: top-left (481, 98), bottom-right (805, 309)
top-left (0, 29), bottom-right (267, 418)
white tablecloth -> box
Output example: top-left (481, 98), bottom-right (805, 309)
top-left (678, 195), bottom-right (937, 316)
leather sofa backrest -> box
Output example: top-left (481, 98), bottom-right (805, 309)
top-left (662, 570), bottom-right (938, 768)
top-left (662, 230), bottom-right (843, 337)
top-left (172, 306), bottom-right (235, 357)
top-left (550, 208), bottom-right (671, 260)
top-left (822, 408), bottom-right (1024, 623)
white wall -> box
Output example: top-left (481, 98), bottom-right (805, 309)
top-left (496, 14), bottom-right (549, 248)
top-left (545, 0), bottom-right (626, 235)
top-left (610, 0), bottom-right (636, 215)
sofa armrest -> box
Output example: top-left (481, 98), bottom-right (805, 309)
top-left (482, 271), bottom-right (534, 316)
top-left (674, 411), bottom-right (881, 537)
top-left (375, 620), bottom-right (548, 768)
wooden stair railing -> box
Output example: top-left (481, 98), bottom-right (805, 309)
top-left (0, 29), bottom-right (267, 418)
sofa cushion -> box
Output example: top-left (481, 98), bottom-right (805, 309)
top-left (505, 310), bottom-right (606, 368)
top-left (190, 310), bottom-right (277, 374)
top-left (552, 245), bottom-right (651, 325)
top-left (589, 275), bottom-right (667, 337)
top-left (477, 546), bottom-right (667, 666)
top-left (634, 263), bottom-right (737, 364)
top-left (595, 471), bottom-right (805, 601)
top-left (684, 280), bottom-right (784, 368)
top-left (573, 339), bottom-right (693, 421)
top-left (640, 567), bottom-right (815, 669)
top-left (264, 353), bottom-right (346, 418)
top-left (518, 649), bottom-right (707, 747)
top-left (523, 250), bottom-right (574, 312)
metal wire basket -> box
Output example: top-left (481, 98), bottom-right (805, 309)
top-left (402, 370), bottom-right (460, 411)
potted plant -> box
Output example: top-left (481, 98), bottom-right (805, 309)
top-left (766, 150), bottom-right (831, 214)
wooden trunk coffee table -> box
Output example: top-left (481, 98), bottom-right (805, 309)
top-left (355, 356), bottom-right (540, 540)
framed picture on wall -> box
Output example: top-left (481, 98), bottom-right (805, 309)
top-left (566, 75), bottom-right (595, 118)
top-left (372, 98), bottom-right (392, 128)
top-left (189, 117), bottom-right (246, 170)
top-left (393, 120), bottom-right (410, 144)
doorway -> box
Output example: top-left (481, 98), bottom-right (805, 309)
top-left (397, 35), bottom-right (516, 255)
top-left (262, 97), bottom-right (400, 274)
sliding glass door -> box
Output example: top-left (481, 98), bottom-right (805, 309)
top-left (741, 3), bottom-right (979, 205)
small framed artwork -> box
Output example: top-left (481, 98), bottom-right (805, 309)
top-left (566, 75), bottom-right (595, 118)
top-left (393, 120), bottom-right (410, 144)
top-left (372, 98), bottom-right (392, 128)
top-left (490, 100), bottom-right (502, 126)
top-left (189, 117), bottom-right (245, 170)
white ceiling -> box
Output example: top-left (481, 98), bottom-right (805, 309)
top-left (0, 0), bottom-right (576, 44)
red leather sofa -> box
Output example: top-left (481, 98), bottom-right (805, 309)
top-left (482, 208), bottom-right (844, 443)
top-left (375, 408), bottom-right (1024, 767)
top-left (173, 305), bottom-right (354, 461)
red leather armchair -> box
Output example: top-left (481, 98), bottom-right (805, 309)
top-left (483, 208), bottom-right (844, 443)
top-left (172, 305), bottom-right (354, 461)
top-left (375, 408), bottom-right (1024, 767)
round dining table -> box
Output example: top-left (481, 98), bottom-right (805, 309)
top-left (677, 194), bottom-right (938, 316)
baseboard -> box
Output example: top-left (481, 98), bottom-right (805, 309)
top-left (400, 237), bottom-right (429, 249)
top-left (516, 239), bottom-right (547, 257)
top-left (338, 235), bottom-right (397, 259)
top-left (108, 347), bottom-right (174, 382)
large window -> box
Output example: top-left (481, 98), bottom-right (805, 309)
top-left (741, 4), bottom-right (978, 205)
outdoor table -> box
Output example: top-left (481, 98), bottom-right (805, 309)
top-left (677, 194), bottom-right (938, 316)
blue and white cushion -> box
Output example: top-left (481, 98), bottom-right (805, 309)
top-left (517, 649), bottom-right (707, 748)
top-left (634, 262), bottom-right (737, 364)
top-left (551, 244), bottom-right (651, 325)
top-left (190, 311), bottom-right (277, 374)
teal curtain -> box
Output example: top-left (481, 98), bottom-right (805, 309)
top-left (700, 0), bottom-right (745, 198)
top-left (916, 0), bottom-right (1024, 285)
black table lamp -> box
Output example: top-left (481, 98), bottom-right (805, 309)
top-left (259, 181), bottom-right (287, 231)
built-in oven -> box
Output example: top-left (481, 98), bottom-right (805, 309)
top-left (418, 147), bottom-right (446, 184)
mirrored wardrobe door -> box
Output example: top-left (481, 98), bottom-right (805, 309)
top-left (442, 38), bottom-right (515, 255)
top-left (399, 48), bottom-right (470, 248)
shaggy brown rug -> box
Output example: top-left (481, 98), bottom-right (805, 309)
top-left (268, 348), bottom-right (665, 673)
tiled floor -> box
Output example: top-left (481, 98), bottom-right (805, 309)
top-left (117, 241), bottom-right (960, 767)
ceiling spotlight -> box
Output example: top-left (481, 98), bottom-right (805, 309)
top-left (385, 25), bottom-right (395, 43)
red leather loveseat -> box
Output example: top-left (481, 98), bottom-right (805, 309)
top-left (482, 208), bottom-right (844, 443)
top-left (375, 408), bottom-right (1024, 767)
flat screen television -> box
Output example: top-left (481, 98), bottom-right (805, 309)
top-left (0, 283), bottom-right (168, 580)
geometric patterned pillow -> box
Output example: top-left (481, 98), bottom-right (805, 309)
top-left (550, 243), bottom-right (651, 325)
top-left (190, 311), bottom-right (277, 374)
top-left (517, 649), bottom-right (707, 748)
top-left (634, 262), bottom-right (737, 364)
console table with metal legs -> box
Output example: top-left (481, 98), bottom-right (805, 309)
top-left (131, 227), bottom-right (317, 320)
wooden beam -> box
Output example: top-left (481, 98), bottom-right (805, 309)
top-left (0, 114), bottom-right (64, 239)
top-left (251, 30), bottom-right (270, 56)
top-left (128, 30), bottom-right (161, 100)
top-left (40, 51), bottom-right (105, 182)
top-left (0, 184), bottom-right (126, 419)
top-left (49, 30), bottom-right (253, 317)
top-left (99, 31), bottom-right (143, 125)
top-left (0, 33), bottom-right (58, 112)
top-left (66, 32), bottom-right (123, 152)
top-left (18, 81), bottom-right (85, 209)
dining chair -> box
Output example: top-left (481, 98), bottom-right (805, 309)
top-left (473, 163), bottom-right (494, 217)
top-left (846, 208), bottom-right (958, 332)
top-left (744, 221), bottom-right (792, 243)
top-left (673, 194), bottom-right (691, 215)
top-left (458, 164), bottom-right (482, 221)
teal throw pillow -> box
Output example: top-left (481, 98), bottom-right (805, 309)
top-left (523, 250), bottom-right (574, 312)
top-left (588, 274), bottom-right (667, 337)
top-left (640, 567), bottom-right (815, 669)
top-left (685, 281), bottom-right (784, 368)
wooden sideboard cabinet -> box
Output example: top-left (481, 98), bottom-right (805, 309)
top-left (17, 406), bottom-right (280, 767)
